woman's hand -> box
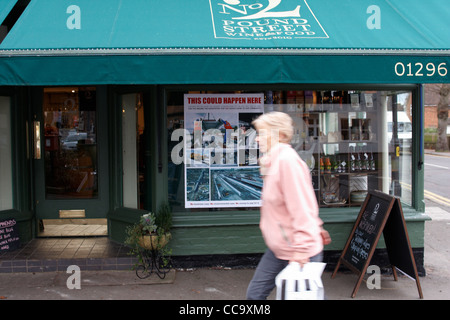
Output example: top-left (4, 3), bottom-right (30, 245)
top-left (321, 228), bottom-right (331, 245)
top-left (290, 258), bottom-right (310, 267)
top-left (290, 253), bottom-right (310, 267)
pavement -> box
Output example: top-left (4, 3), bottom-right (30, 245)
top-left (0, 218), bottom-right (449, 301)
top-left (424, 149), bottom-right (450, 158)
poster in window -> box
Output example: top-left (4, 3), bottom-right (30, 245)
top-left (184, 93), bottom-right (264, 208)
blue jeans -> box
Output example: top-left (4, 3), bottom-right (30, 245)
top-left (246, 249), bottom-right (323, 300)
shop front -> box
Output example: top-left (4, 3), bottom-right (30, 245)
top-left (0, 0), bottom-right (449, 271)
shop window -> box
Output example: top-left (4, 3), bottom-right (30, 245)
top-left (121, 93), bottom-right (145, 209)
top-left (0, 96), bottom-right (13, 210)
top-left (167, 89), bottom-right (413, 213)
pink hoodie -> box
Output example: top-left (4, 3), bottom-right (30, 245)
top-left (259, 143), bottom-right (323, 262)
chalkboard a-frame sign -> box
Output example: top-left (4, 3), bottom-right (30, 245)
top-left (331, 190), bottom-right (423, 299)
top-left (0, 218), bottom-right (20, 252)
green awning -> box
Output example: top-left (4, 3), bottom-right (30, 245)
top-left (2, 0), bottom-right (450, 51)
top-left (0, 0), bottom-right (449, 85)
top-left (0, 0), bottom-right (16, 25)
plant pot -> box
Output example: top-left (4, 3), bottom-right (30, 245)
top-left (138, 233), bottom-right (171, 250)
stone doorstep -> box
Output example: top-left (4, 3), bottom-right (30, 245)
top-left (0, 256), bottom-right (138, 273)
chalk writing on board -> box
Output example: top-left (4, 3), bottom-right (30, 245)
top-left (0, 218), bottom-right (20, 251)
top-left (358, 205), bottom-right (380, 235)
top-left (349, 229), bottom-right (370, 264)
top-left (346, 200), bottom-right (383, 269)
top-left (0, 219), bottom-right (16, 229)
top-left (370, 203), bottom-right (380, 221)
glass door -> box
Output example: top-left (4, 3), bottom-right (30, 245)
top-left (0, 96), bottom-right (13, 211)
top-left (34, 87), bottom-right (109, 236)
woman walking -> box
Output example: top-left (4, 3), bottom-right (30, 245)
top-left (247, 111), bottom-right (330, 300)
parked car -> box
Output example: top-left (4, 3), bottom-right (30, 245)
top-left (62, 132), bottom-right (87, 149)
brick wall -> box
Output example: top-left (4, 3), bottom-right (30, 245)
top-left (424, 84), bottom-right (450, 129)
top-left (424, 106), bottom-right (450, 129)
top-left (425, 106), bottom-right (438, 128)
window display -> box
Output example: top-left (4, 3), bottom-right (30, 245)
top-left (167, 89), bottom-right (413, 213)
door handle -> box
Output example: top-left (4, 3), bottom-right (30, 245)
top-left (33, 120), bottom-right (41, 159)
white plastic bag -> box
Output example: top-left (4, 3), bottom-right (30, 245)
top-left (275, 262), bottom-right (326, 300)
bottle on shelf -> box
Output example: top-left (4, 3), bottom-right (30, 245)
top-left (325, 157), bottom-right (331, 173)
top-left (341, 155), bottom-right (347, 173)
top-left (370, 147), bottom-right (376, 171)
top-left (337, 155), bottom-right (343, 173)
top-left (332, 154), bottom-right (339, 173)
top-left (350, 146), bottom-right (356, 172)
top-left (356, 146), bottom-right (362, 171)
top-left (363, 147), bottom-right (370, 171)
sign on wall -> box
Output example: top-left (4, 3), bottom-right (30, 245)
top-left (184, 93), bottom-right (264, 208)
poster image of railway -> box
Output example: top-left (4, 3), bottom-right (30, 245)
top-left (184, 93), bottom-right (264, 208)
top-left (186, 168), bottom-right (210, 202)
top-left (211, 168), bottom-right (262, 202)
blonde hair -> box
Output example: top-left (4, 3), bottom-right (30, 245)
top-left (252, 111), bottom-right (294, 143)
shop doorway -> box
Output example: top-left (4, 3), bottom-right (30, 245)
top-left (120, 92), bottom-right (147, 210)
top-left (33, 87), bottom-right (109, 237)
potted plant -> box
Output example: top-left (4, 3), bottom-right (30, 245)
top-left (125, 203), bottom-right (173, 271)
top-left (137, 213), bottom-right (171, 250)
top-left (154, 202), bottom-right (173, 237)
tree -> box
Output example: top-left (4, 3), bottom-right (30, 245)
top-left (436, 84), bottom-right (450, 152)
